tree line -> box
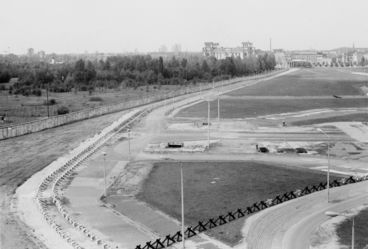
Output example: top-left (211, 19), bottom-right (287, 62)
top-left (0, 53), bottom-right (276, 96)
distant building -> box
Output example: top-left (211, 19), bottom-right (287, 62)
top-left (273, 49), bottom-right (288, 68)
top-left (289, 51), bottom-right (319, 64)
top-left (203, 42), bottom-right (256, 60)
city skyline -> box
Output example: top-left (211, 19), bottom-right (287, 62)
top-left (1, 0), bottom-right (368, 54)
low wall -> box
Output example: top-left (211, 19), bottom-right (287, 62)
top-left (0, 70), bottom-right (284, 140)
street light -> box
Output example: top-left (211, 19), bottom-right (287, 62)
top-left (317, 128), bottom-right (331, 203)
top-left (325, 211), bottom-right (355, 249)
top-left (180, 163), bottom-right (185, 249)
top-left (127, 128), bottom-right (131, 160)
top-left (102, 151), bottom-right (107, 197)
top-left (217, 89), bottom-right (220, 123)
top-left (207, 99), bottom-right (210, 149)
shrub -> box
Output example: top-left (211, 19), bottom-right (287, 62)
top-left (32, 88), bottom-right (42, 96)
top-left (89, 96), bottom-right (103, 102)
top-left (44, 99), bottom-right (57, 105)
top-left (57, 106), bottom-right (69, 115)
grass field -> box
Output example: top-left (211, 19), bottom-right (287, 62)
top-left (137, 161), bottom-right (339, 245)
top-left (176, 98), bottom-right (368, 119)
top-left (0, 85), bottom-right (182, 126)
top-left (291, 113), bottom-right (368, 126)
top-left (227, 68), bottom-right (368, 96)
top-left (336, 208), bottom-right (368, 249)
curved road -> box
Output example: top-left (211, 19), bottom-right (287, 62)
top-left (243, 180), bottom-right (368, 249)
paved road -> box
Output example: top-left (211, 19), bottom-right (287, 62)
top-left (243, 180), bottom-right (368, 249)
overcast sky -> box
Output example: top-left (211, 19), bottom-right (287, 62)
top-left (1, 0), bottom-right (368, 54)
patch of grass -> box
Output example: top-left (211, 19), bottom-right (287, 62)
top-left (137, 161), bottom-right (339, 245)
top-left (89, 96), bottom-right (104, 102)
top-left (177, 98), bottom-right (368, 119)
top-left (336, 208), bottom-right (368, 249)
top-left (291, 113), bottom-right (368, 126)
top-left (228, 68), bottom-right (368, 96)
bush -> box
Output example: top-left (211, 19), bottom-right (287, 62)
top-left (57, 106), bottom-right (69, 115)
top-left (32, 88), bottom-right (42, 96)
top-left (89, 96), bottom-right (103, 102)
top-left (44, 99), bottom-right (57, 105)
top-left (0, 71), bottom-right (11, 83)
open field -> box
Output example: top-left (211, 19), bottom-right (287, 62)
top-left (336, 208), bottom-right (368, 248)
top-left (0, 84), bottom-right (182, 126)
top-left (137, 161), bottom-right (340, 245)
top-left (227, 68), bottom-right (368, 96)
top-left (291, 113), bottom-right (368, 126)
top-left (176, 97), bottom-right (368, 119)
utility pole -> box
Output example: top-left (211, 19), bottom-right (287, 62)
top-left (269, 38), bottom-right (272, 52)
top-left (217, 90), bottom-right (220, 122)
top-left (352, 217), bottom-right (355, 249)
top-left (102, 152), bottom-right (107, 196)
top-left (318, 128), bottom-right (330, 203)
top-left (207, 100), bottom-right (210, 149)
top-left (180, 164), bottom-right (185, 249)
top-left (127, 128), bottom-right (131, 160)
top-left (46, 82), bottom-right (50, 117)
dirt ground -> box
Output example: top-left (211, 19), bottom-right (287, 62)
top-left (0, 109), bottom-right (127, 249)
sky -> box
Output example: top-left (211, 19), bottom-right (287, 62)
top-left (1, 0), bottom-right (368, 54)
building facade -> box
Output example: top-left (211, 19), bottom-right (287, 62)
top-left (203, 42), bottom-right (256, 60)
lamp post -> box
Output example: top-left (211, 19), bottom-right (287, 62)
top-left (102, 151), bottom-right (107, 196)
top-left (317, 128), bottom-right (331, 203)
top-left (325, 211), bottom-right (355, 249)
top-left (180, 163), bottom-right (185, 249)
top-left (207, 99), bottom-right (210, 149)
top-left (217, 89), bottom-right (220, 123)
top-left (127, 128), bottom-right (131, 161)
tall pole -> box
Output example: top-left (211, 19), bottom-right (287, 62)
top-left (217, 91), bottom-right (220, 122)
top-left (352, 217), bottom-right (355, 249)
top-left (128, 129), bottom-right (131, 160)
top-left (180, 164), bottom-right (185, 249)
top-left (102, 152), bottom-right (107, 196)
top-left (46, 82), bottom-right (50, 117)
top-left (207, 100), bottom-right (210, 148)
top-left (318, 128), bottom-right (330, 203)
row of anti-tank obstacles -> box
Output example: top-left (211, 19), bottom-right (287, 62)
top-left (36, 109), bottom-right (147, 249)
top-left (135, 175), bottom-right (368, 249)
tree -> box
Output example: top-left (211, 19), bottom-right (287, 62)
top-left (158, 57), bottom-right (164, 75)
top-left (181, 58), bottom-right (188, 68)
top-left (201, 60), bottom-right (210, 73)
